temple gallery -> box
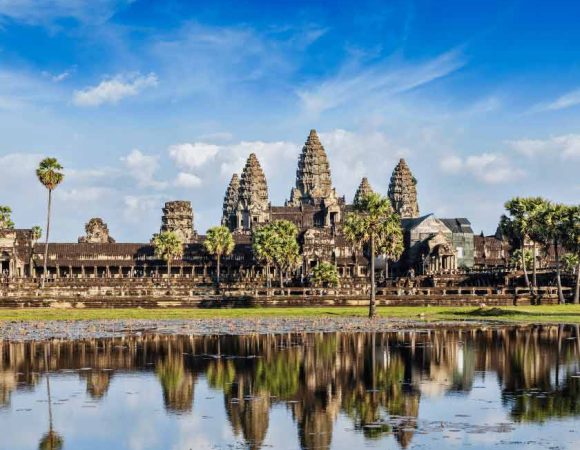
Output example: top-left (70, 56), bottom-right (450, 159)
top-left (0, 130), bottom-right (525, 281)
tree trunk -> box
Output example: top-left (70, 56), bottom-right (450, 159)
top-left (279, 266), bottom-right (284, 289)
top-left (385, 258), bottom-right (389, 283)
top-left (369, 236), bottom-right (376, 319)
top-left (554, 239), bottom-right (565, 304)
top-left (266, 262), bottom-right (270, 289)
top-left (216, 254), bottom-right (221, 287)
top-left (532, 241), bottom-right (537, 302)
top-left (41, 189), bottom-right (52, 288)
top-left (574, 262), bottom-right (580, 305)
top-left (167, 259), bottom-right (171, 276)
top-left (521, 242), bottom-right (532, 294)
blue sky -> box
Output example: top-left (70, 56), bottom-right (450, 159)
top-left (0, 0), bottom-right (579, 241)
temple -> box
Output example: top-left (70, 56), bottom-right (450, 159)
top-left (0, 129), bottom-right (514, 281)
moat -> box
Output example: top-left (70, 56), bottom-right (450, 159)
top-left (1, 324), bottom-right (579, 450)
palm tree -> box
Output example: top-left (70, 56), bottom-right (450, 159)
top-left (311, 261), bottom-right (339, 287)
top-left (152, 231), bottom-right (184, 276)
top-left (0, 206), bottom-right (14, 229)
top-left (343, 192), bottom-right (403, 319)
top-left (270, 220), bottom-right (300, 288)
top-left (203, 226), bottom-right (235, 287)
top-left (252, 225), bottom-right (276, 289)
top-left (39, 346), bottom-right (63, 450)
top-left (538, 203), bottom-right (568, 304)
top-left (561, 205), bottom-right (580, 304)
top-left (31, 226), bottom-right (43, 242)
top-left (502, 197), bottom-right (545, 298)
top-left (36, 158), bottom-right (64, 288)
top-left (526, 197), bottom-right (550, 291)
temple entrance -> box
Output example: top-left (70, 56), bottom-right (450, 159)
top-left (1, 251), bottom-right (11, 276)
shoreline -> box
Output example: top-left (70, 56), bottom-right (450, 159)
top-left (1, 305), bottom-right (580, 340)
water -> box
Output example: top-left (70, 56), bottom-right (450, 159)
top-left (1, 325), bottom-right (579, 449)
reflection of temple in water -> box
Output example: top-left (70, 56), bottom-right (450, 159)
top-left (1, 325), bottom-right (580, 449)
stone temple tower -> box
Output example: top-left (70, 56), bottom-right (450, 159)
top-left (222, 173), bottom-right (240, 230)
top-left (160, 201), bottom-right (196, 243)
top-left (236, 153), bottom-right (269, 231)
top-left (288, 129), bottom-right (334, 206)
top-left (388, 159), bottom-right (419, 218)
top-left (353, 177), bottom-right (373, 205)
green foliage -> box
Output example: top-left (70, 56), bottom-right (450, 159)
top-left (344, 192), bottom-right (403, 258)
top-left (152, 231), bottom-right (184, 271)
top-left (38, 431), bottom-right (63, 450)
top-left (252, 220), bottom-right (300, 285)
top-left (510, 248), bottom-right (534, 270)
top-left (31, 226), bottom-right (42, 240)
top-left (203, 226), bottom-right (235, 258)
top-left (36, 158), bottom-right (64, 191)
top-left (310, 261), bottom-right (339, 287)
top-left (0, 206), bottom-right (14, 229)
top-left (562, 253), bottom-right (580, 272)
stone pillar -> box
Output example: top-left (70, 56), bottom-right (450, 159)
top-left (81, 265), bottom-right (85, 278)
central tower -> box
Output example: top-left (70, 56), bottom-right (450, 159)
top-left (288, 129), bottom-right (334, 206)
top-left (388, 159), bottom-right (420, 218)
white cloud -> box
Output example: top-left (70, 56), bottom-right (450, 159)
top-left (73, 73), bottom-right (158, 107)
top-left (535, 88), bottom-right (580, 112)
top-left (174, 172), bottom-right (202, 188)
top-left (123, 194), bottom-right (163, 223)
top-left (121, 149), bottom-right (167, 189)
top-left (168, 143), bottom-right (219, 171)
top-left (0, 0), bottom-right (132, 25)
top-left (439, 152), bottom-right (524, 184)
top-left (297, 50), bottom-right (465, 114)
top-left (508, 134), bottom-right (580, 160)
top-left (57, 187), bottom-right (112, 202)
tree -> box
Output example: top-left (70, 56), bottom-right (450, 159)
top-left (152, 231), bottom-right (184, 276)
top-left (311, 261), bottom-right (339, 287)
top-left (502, 197), bottom-right (546, 298)
top-left (271, 220), bottom-right (300, 288)
top-left (526, 197), bottom-right (550, 290)
top-left (252, 220), bottom-right (300, 289)
top-left (561, 205), bottom-right (580, 304)
top-left (252, 225), bottom-right (276, 289)
top-left (510, 248), bottom-right (534, 271)
top-left (0, 206), bottom-right (14, 229)
top-left (203, 226), bottom-right (235, 287)
top-left (537, 203), bottom-right (569, 304)
top-left (36, 158), bottom-right (64, 287)
top-left (31, 226), bottom-right (43, 241)
top-left (343, 192), bottom-right (403, 319)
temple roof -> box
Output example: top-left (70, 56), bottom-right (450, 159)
top-left (440, 218), bottom-right (474, 234)
top-left (292, 129), bottom-right (333, 204)
top-left (238, 153), bottom-right (268, 210)
top-left (388, 158), bottom-right (419, 219)
top-left (353, 177), bottom-right (373, 205)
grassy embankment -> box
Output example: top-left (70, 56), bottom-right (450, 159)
top-left (0, 305), bottom-right (580, 323)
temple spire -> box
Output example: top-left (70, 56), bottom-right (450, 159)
top-left (236, 153), bottom-right (269, 230)
top-left (353, 177), bottom-right (373, 205)
top-left (222, 174), bottom-right (240, 229)
top-left (289, 129), bottom-right (333, 206)
top-left (388, 159), bottom-right (419, 218)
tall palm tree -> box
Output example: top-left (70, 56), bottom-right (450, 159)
top-left (152, 231), bottom-right (184, 276)
top-left (252, 225), bottom-right (276, 289)
top-left (502, 197), bottom-right (545, 299)
top-left (343, 192), bottom-right (403, 319)
top-left (538, 203), bottom-right (568, 304)
top-left (39, 345), bottom-right (63, 450)
top-left (0, 205), bottom-right (14, 229)
top-left (271, 220), bottom-right (300, 288)
top-left (561, 205), bottom-right (580, 304)
top-left (203, 226), bottom-right (235, 287)
top-left (36, 158), bottom-right (64, 288)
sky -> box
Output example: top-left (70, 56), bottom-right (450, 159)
top-left (0, 0), bottom-right (579, 242)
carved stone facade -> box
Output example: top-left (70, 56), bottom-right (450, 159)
top-left (288, 129), bottom-right (335, 206)
top-left (353, 177), bottom-right (373, 205)
top-left (388, 159), bottom-right (419, 218)
top-left (78, 218), bottom-right (115, 244)
top-left (3, 129), bottom-right (505, 282)
top-left (235, 153), bottom-right (270, 232)
top-left (222, 174), bottom-right (240, 230)
top-left (160, 201), bottom-right (196, 243)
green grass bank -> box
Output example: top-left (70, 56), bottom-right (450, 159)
top-left (1, 305), bottom-right (580, 323)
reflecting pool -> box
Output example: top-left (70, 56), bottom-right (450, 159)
top-left (1, 325), bottom-right (580, 449)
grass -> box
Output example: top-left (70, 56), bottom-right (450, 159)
top-left (0, 305), bottom-right (579, 323)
